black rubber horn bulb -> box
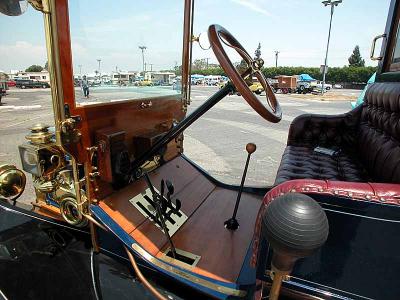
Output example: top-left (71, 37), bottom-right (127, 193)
top-left (262, 193), bottom-right (329, 271)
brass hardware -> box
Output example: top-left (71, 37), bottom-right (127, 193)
top-left (267, 269), bottom-right (291, 281)
top-left (19, 143), bottom-right (65, 177)
top-left (87, 146), bottom-right (98, 166)
top-left (28, 0), bottom-right (50, 13)
top-left (161, 248), bottom-right (201, 269)
top-left (59, 196), bottom-right (88, 227)
top-left (60, 118), bottom-right (81, 144)
top-left (140, 101), bottom-right (153, 109)
top-left (60, 105), bottom-right (82, 144)
top-left (89, 171), bottom-right (100, 179)
top-left (86, 146), bottom-right (100, 193)
top-left (60, 118), bottom-right (76, 133)
top-left (268, 268), bottom-right (291, 300)
top-left (370, 34), bottom-right (386, 61)
top-left (33, 177), bottom-right (59, 193)
top-left (0, 164), bottom-right (26, 201)
top-left (137, 155), bottom-right (161, 176)
top-left (26, 123), bottom-right (53, 145)
top-left (131, 243), bottom-right (247, 297)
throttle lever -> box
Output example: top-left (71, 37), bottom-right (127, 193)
top-left (166, 180), bottom-right (181, 212)
top-left (160, 179), bottom-right (168, 212)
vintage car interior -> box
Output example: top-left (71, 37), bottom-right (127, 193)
top-left (1, 0), bottom-right (400, 299)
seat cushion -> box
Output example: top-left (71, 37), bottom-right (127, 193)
top-left (274, 145), bottom-right (370, 185)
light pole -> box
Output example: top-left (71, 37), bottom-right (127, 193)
top-left (274, 51), bottom-right (280, 68)
top-left (203, 58), bottom-right (211, 69)
top-left (97, 59), bottom-right (101, 76)
top-left (139, 46), bottom-right (147, 76)
top-left (321, 0), bottom-right (342, 95)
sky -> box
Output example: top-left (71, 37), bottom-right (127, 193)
top-left (0, 0), bottom-right (392, 74)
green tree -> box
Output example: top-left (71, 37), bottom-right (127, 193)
top-left (254, 42), bottom-right (261, 59)
top-left (192, 59), bottom-right (207, 70)
top-left (235, 59), bottom-right (248, 73)
top-left (44, 61), bottom-right (48, 70)
top-left (348, 46), bottom-right (365, 67)
top-left (25, 65), bottom-right (43, 72)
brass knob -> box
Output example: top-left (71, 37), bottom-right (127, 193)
top-left (246, 143), bottom-right (257, 154)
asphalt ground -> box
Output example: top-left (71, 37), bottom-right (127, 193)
top-left (0, 86), bottom-right (354, 204)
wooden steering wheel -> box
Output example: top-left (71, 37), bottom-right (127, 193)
top-left (208, 24), bottom-right (282, 123)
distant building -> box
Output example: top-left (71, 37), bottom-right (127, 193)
top-left (8, 70), bottom-right (50, 83)
top-left (111, 71), bottom-right (139, 84)
top-left (0, 71), bottom-right (8, 90)
top-left (151, 72), bottom-right (176, 84)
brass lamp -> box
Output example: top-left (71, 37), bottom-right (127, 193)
top-left (0, 164), bottom-right (26, 201)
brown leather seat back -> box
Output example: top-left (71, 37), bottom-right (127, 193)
top-left (358, 82), bottom-right (400, 183)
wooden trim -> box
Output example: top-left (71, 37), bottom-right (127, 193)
top-left (181, 0), bottom-right (194, 104)
top-left (382, 0), bottom-right (400, 73)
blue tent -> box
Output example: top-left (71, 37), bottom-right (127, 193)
top-left (351, 72), bottom-right (376, 108)
top-left (298, 74), bottom-right (315, 81)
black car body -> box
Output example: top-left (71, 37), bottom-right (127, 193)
top-left (15, 80), bottom-right (50, 89)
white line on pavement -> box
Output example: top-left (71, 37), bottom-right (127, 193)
top-left (203, 117), bottom-right (288, 144)
top-left (3, 113), bottom-right (53, 128)
top-left (0, 105), bottom-right (42, 110)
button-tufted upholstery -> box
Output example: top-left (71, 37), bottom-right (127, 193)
top-left (275, 82), bottom-right (400, 185)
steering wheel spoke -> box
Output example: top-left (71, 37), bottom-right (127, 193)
top-left (208, 24), bottom-right (282, 123)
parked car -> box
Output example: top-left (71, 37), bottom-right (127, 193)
top-left (137, 80), bottom-right (153, 86)
top-left (7, 80), bottom-right (16, 87)
top-left (206, 79), bottom-right (219, 86)
top-left (334, 83), bottom-right (343, 89)
top-left (315, 81), bottom-right (332, 91)
top-left (249, 78), bottom-right (264, 95)
top-left (15, 79), bottom-right (50, 89)
top-left (0, 87), bottom-right (4, 103)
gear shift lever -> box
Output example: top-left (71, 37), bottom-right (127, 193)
top-left (224, 143), bottom-right (256, 230)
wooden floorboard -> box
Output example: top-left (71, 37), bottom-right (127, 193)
top-left (165, 188), bottom-right (262, 283)
top-left (97, 156), bottom-right (263, 284)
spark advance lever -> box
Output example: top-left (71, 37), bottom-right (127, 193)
top-left (224, 143), bottom-right (257, 230)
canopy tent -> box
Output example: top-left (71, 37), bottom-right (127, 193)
top-left (298, 74), bottom-right (315, 81)
top-left (191, 74), bottom-right (205, 79)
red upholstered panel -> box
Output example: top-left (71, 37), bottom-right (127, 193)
top-left (250, 179), bottom-right (400, 267)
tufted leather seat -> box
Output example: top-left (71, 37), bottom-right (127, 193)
top-left (275, 82), bottom-right (400, 185)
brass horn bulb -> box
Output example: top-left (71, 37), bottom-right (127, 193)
top-left (0, 164), bottom-right (26, 201)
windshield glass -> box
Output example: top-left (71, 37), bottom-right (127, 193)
top-left (69, 0), bottom-right (184, 106)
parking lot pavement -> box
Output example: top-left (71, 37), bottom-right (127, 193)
top-left (0, 87), bottom-right (355, 204)
top-left (186, 86), bottom-right (352, 186)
